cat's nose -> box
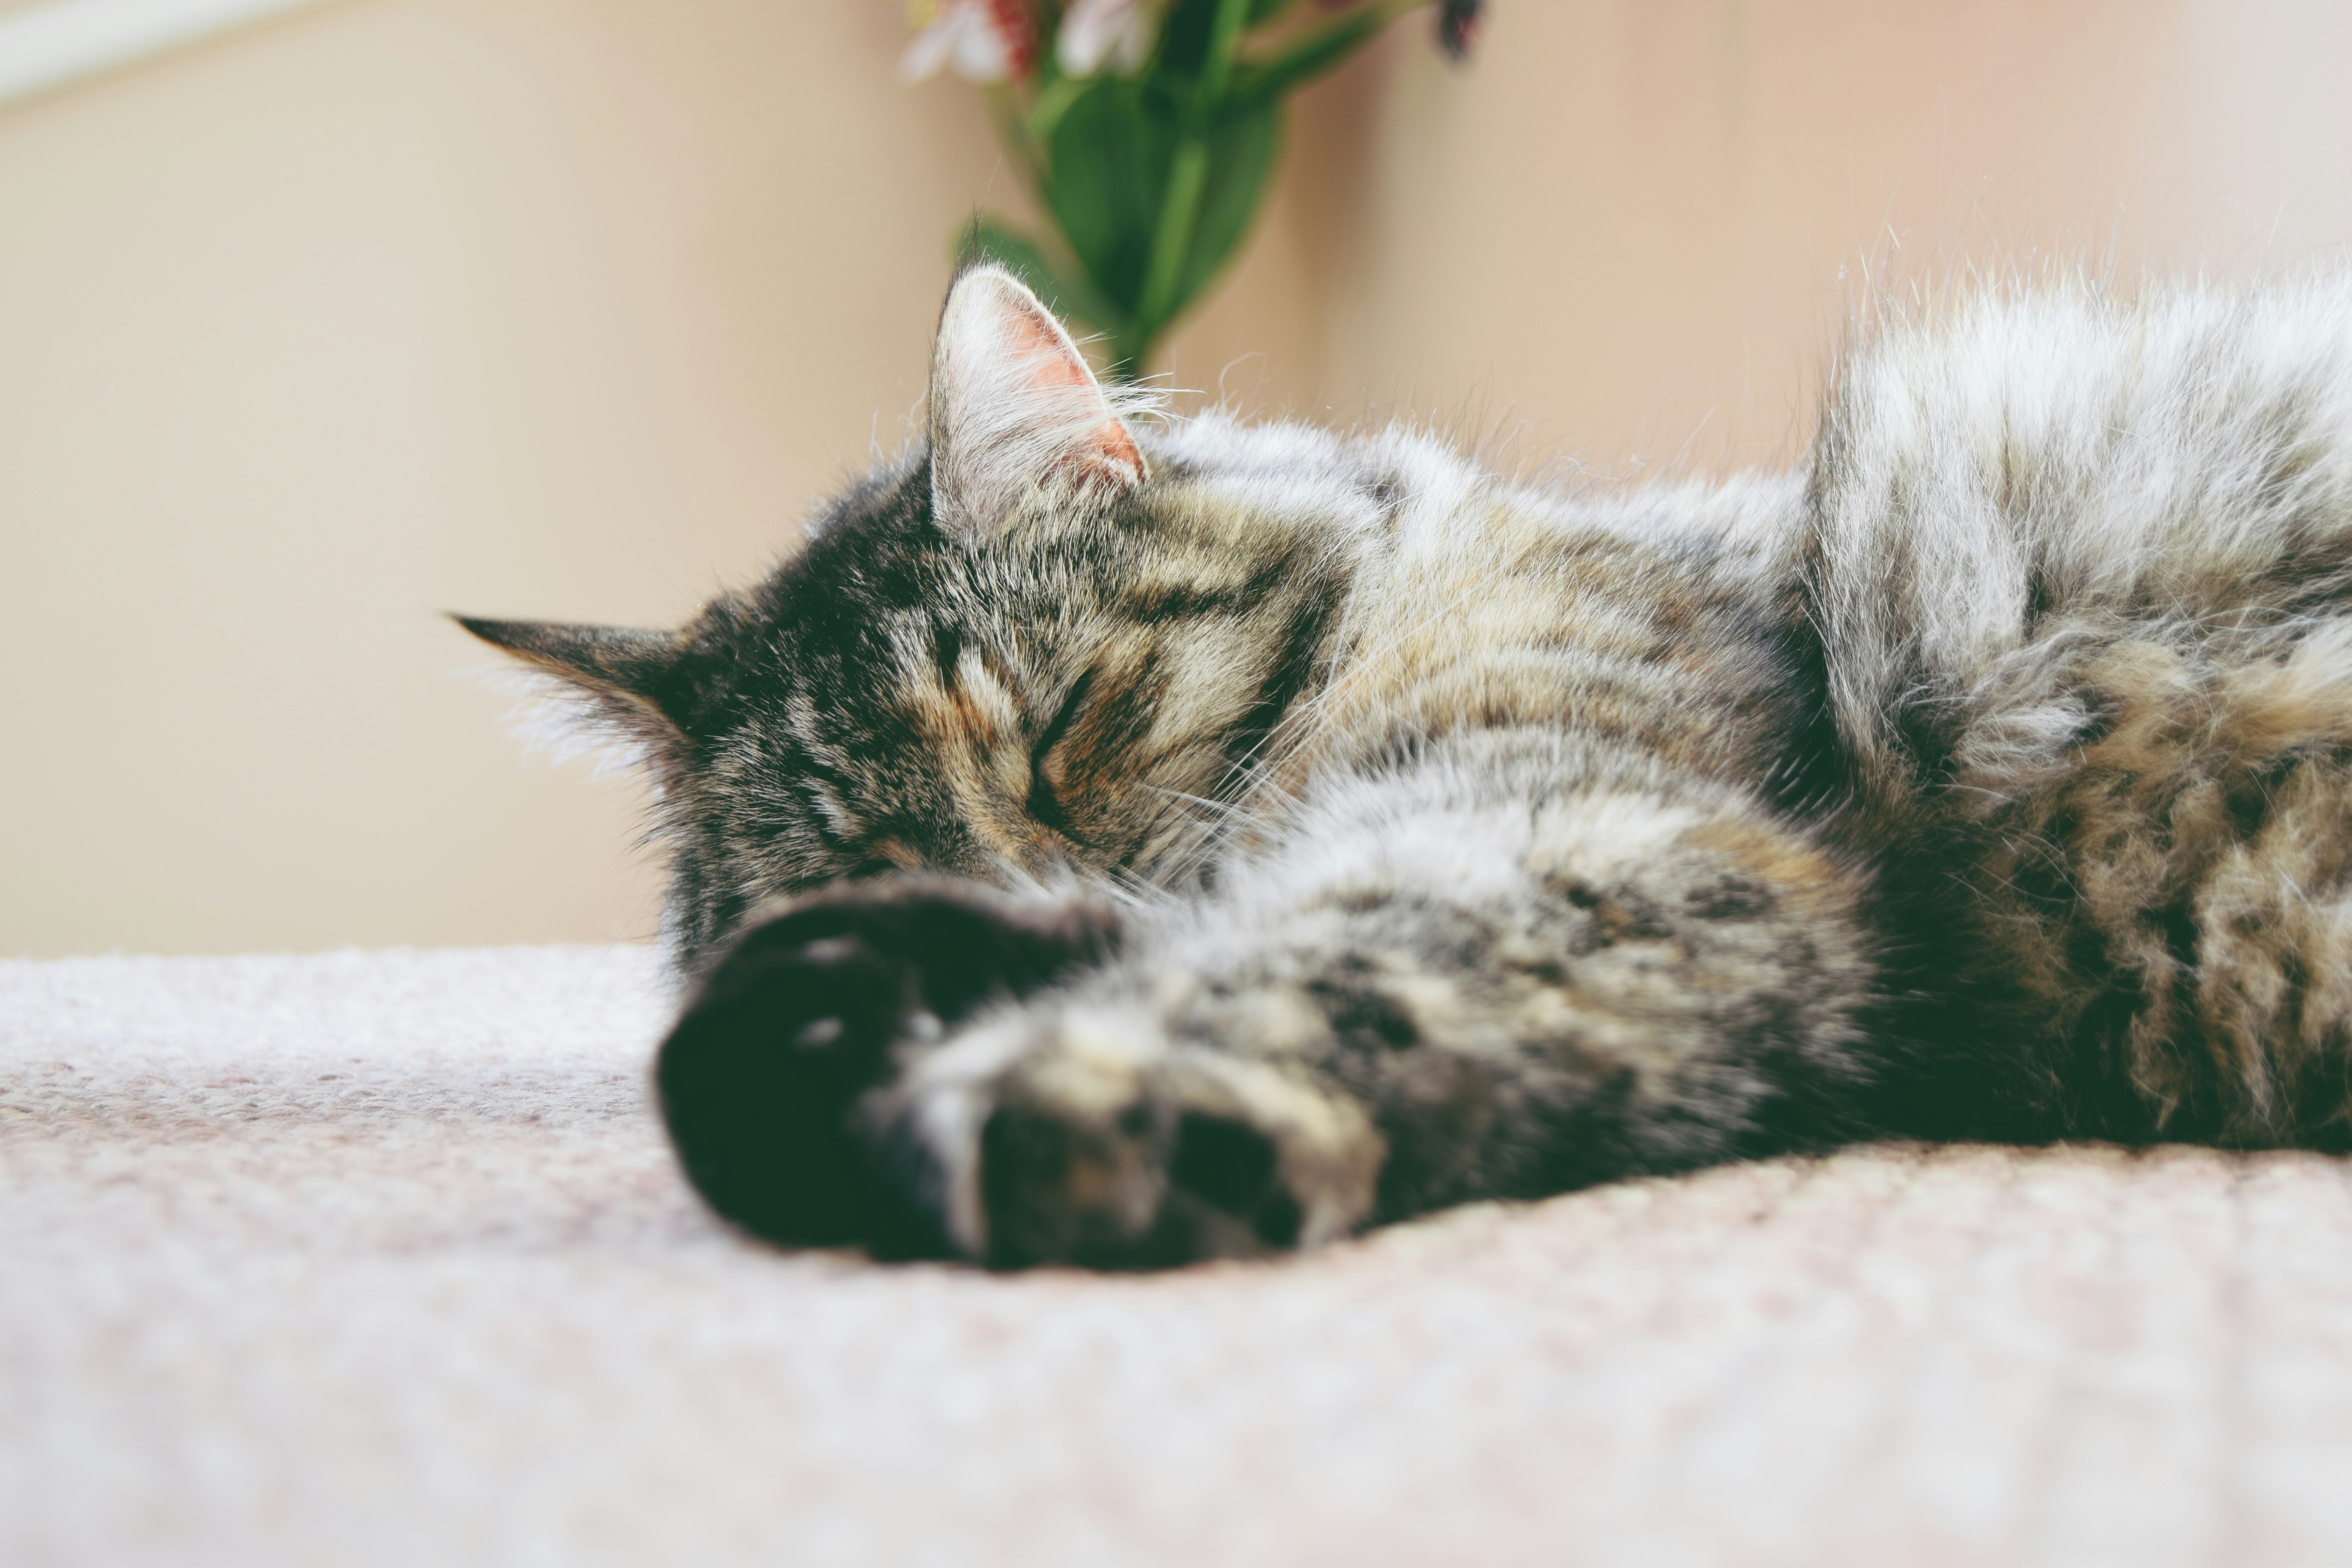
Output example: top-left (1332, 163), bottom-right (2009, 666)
top-left (1029, 830), bottom-right (1076, 872)
top-left (993, 823), bottom-right (1076, 877)
top-left (953, 815), bottom-right (1045, 875)
top-left (957, 828), bottom-right (1068, 890)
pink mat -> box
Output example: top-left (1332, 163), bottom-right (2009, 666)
top-left (7, 946), bottom-right (2351, 1565)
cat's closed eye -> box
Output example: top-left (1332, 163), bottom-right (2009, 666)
top-left (1025, 668), bottom-right (1095, 840)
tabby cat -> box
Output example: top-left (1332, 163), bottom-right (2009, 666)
top-left (461, 264), bottom-right (2352, 1268)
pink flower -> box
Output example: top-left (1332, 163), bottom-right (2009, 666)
top-left (900, 0), bottom-right (1036, 85)
top-left (1057, 0), bottom-right (1160, 77)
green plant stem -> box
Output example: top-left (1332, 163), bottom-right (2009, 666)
top-left (1133, 0), bottom-right (1256, 359)
top-left (1227, 0), bottom-right (1421, 106)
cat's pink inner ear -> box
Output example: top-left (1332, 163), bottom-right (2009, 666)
top-left (994, 296), bottom-right (1145, 482)
top-left (930, 267), bottom-right (1145, 530)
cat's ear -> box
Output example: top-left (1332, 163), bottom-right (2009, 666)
top-left (927, 264), bottom-right (1146, 536)
top-left (453, 615), bottom-right (691, 760)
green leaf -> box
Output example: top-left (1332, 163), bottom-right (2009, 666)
top-left (960, 221), bottom-right (1129, 339)
top-left (1023, 73), bottom-right (1088, 147)
top-left (1247, 0), bottom-right (1301, 25)
top-left (1226, 7), bottom-right (1387, 109)
top-left (1043, 78), bottom-right (1175, 316)
top-left (1176, 100), bottom-right (1281, 309)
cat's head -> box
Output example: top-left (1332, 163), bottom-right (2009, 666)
top-left (460, 266), bottom-right (1359, 970)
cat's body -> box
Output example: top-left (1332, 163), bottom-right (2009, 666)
top-left (465, 265), bottom-right (2352, 1267)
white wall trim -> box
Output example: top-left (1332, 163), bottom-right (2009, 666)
top-left (0, 0), bottom-right (343, 108)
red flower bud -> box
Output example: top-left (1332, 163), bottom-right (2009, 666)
top-left (987, 0), bottom-right (1038, 80)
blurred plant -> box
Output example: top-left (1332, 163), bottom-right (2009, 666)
top-left (902, 0), bottom-right (1483, 377)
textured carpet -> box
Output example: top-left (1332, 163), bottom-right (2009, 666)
top-left (6, 947), bottom-right (2352, 1567)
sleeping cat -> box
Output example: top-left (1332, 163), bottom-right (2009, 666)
top-left (462, 263), bottom-right (2352, 1268)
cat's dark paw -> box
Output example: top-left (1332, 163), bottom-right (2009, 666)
top-left (887, 1006), bottom-right (1387, 1270)
top-left (978, 1096), bottom-right (1323, 1271)
top-left (654, 880), bottom-right (1117, 1257)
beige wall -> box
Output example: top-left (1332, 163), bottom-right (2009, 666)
top-left (4, 1), bottom-right (2349, 957)
top-left (1322, 0), bottom-right (2352, 468)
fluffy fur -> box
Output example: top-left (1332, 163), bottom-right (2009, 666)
top-left (461, 264), bottom-right (2352, 1268)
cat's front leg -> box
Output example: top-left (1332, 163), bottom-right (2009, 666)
top-left (668, 772), bottom-right (1879, 1269)
top-left (895, 776), bottom-right (1879, 1268)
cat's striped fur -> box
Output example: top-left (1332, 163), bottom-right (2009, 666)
top-left (463, 265), bottom-right (2352, 1267)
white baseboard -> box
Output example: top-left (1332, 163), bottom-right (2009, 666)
top-left (0, 0), bottom-right (343, 108)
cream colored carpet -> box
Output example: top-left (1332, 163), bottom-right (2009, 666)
top-left (6, 946), bottom-right (2352, 1567)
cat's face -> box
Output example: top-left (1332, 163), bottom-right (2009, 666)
top-left (462, 267), bottom-right (1353, 969)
